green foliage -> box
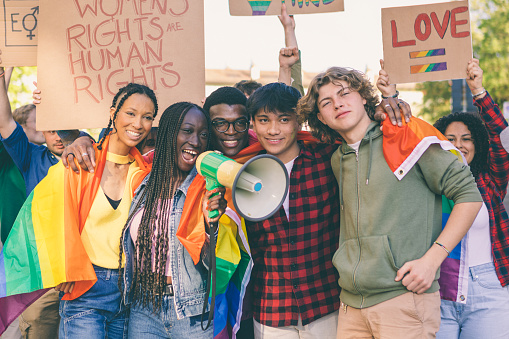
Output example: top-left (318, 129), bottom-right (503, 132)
top-left (7, 67), bottom-right (37, 109)
top-left (417, 0), bottom-right (509, 122)
top-left (415, 80), bottom-right (451, 122)
top-left (472, 0), bottom-right (509, 105)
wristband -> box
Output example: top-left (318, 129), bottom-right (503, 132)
top-left (472, 89), bottom-right (486, 99)
top-left (0, 70), bottom-right (5, 78)
top-left (434, 241), bottom-right (450, 255)
top-left (381, 90), bottom-right (399, 99)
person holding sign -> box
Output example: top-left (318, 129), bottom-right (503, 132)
top-left (118, 102), bottom-right (226, 338)
top-left (433, 59), bottom-right (509, 339)
top-left (298, 66), bottom-right (482, 338)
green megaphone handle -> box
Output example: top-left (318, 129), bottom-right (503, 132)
top-left (205, 177), bottom-right (221, 219)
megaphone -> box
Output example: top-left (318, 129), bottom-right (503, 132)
top-left (196, 151), bottom-right (289, 222)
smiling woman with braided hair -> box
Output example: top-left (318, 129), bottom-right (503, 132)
top-left (53, 82), bottom-right (158, 338)
top-left (119, 102), bottom-right (227, 339)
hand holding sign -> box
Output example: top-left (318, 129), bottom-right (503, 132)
top-left (466, 59), bottom-right (484, 95)
top-left (230, 0), bottom-right (344, 16)
top-left (382, 0), bottom-right (472, 84)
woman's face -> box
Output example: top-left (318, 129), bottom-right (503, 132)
top-left (176, 107), bottom-right (209, 173)
top-left (445, 121), bottom-right (475, 165)
top-left (110, 93), bottom-right (155, 155)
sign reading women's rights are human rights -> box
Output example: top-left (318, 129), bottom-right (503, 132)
top-left (37, 0), bottom-right (204, 130)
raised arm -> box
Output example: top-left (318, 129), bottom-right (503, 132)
top-left (467, 58), bottom-right (509, 194)
top-left (0, 63), bottom-right (17, 139)
top-left (375, 59), bottom-right (411, 126)
top-left (277, 3), bottom-right (304, 95)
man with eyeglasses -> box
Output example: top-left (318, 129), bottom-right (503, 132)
top-left (203, 87), bottom-right (251, 157)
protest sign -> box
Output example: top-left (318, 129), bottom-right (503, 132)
top-left (229, 0), bottom-right (344, 16)
top-left (37, 0), bottom-right (205, 130)
top-left (0, 0), bottom-right (38, 66)
top-left (382, 0), bottom-right (472, 84)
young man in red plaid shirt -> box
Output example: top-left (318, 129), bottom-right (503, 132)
top-left (245, 82), bottom-right (341, 338)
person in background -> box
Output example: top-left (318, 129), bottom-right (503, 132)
top-left (0, 62), bottom-right (87, 339)
top-left (0, 67), bottom-right (24, 339)
top-left (234, 80), bottom-right (262, 99)
top-left (433, 59), bottom-right (509, 339)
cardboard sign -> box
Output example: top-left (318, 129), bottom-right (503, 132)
top-left (36, 0), bottom-right (205, 130)
top-left (382, 0), bottom-right (472, 84)
top-left (229, 0), bottom-right (344, 16)
top-left (0, 0), bottom-right (38, 66)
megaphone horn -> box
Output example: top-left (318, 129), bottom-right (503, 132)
top-left (196, 151), bottom-right (289, 222)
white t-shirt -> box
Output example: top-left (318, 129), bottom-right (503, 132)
top-left (467, 202), bottom-right (492, 267)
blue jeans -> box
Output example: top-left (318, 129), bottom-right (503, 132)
top-left (437, 262), bottom-right (509, 339)
top-left (59, 266), bottom-right (127, 339)
top-left (128, 296), bottom-right (213, 339)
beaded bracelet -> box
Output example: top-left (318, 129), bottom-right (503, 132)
top-left (434, 241), bottom-right (450, 254)
top-left (381, 90), bottom-right (399, 99)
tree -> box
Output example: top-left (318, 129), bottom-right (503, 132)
top-left (7, 67), bottom-right (37, 109)
top-left (416, 80), bottom-right (451, 122)
top-left (472, 0), bottom-right (509, 105)
top-left (417, 0), bottom-right (509, 121)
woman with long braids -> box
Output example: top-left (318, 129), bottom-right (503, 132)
top-left (433, 59), bottom-right (509, 338)
top-left (120, 102), bottom-right (226, 338)
top-left (52, 82), bottom-right (158, 338)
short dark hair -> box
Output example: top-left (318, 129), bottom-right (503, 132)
top-left (203, 87), bottom-right (247, 114)
top-left (234, 80), bottom-right (262, 97)
top-left (246, 82), bottom-right (301, 119)
top-left (434, 111), bottom-right (489, 177)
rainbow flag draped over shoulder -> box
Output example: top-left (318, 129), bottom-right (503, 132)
top-left (382, 117), bottom-right (463, 180)
top-left (382, 117), bottom-right (469, 303)
top-left (0, 136), bottom-right (151, 334)
top-left (177, 131), bottom-right (317, 339)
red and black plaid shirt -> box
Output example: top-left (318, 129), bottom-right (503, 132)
top-left (475, 93), bottom-right (509, 286)
top-left (247, 142), bottom-right (340, 327)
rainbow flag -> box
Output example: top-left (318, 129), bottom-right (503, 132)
top-left (437, 197), bottom-right (469, 303)
top-left (382, 116), bottom-right (463, 180)
top-left (0, 136), bottom-right (150, 335)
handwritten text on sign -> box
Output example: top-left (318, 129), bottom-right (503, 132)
top-left (37, 0), bottom-right (205, 130)
top-left (0, 1), bottom-right (39, 66)
top-left (382, 1), bottom-right (472, 84)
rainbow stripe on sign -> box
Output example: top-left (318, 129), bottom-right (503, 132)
top-left (410, 62), bottom-right (447, 74)
top-left (410, 48), bottom-right (446, 59)
top-left (248, 0), bottom-right (272, 15)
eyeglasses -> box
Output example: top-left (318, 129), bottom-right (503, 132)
top-left (211, 118), bottom-right (249, 133)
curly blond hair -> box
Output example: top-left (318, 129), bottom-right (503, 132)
top-left (297, 67), bottom-right (379, 143)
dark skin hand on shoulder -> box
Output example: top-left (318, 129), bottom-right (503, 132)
top-left (62, 99), bottom-right (413, 173)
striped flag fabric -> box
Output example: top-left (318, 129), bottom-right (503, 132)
top-left (0, 136), bottom-right (150, 334)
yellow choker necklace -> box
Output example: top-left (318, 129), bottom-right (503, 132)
top-left (106, 152), bottom-right (133, 165)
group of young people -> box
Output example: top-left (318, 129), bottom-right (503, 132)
top-left (1, 5), bottom-right (509, 339)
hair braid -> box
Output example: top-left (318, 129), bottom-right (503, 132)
top-left (118, 102), bottom-right (210, 311)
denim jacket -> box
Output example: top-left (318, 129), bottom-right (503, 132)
top-left (122, 168), bottom-right (209, 319)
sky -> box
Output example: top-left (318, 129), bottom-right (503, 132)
top-left (204, 0), bottom-right (454, 75)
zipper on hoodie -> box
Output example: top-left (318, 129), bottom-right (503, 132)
top-left (351, 149), bottom-right (365, 308)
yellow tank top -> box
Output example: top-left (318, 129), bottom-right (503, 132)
top-left (81, 162), bottom-right (139, 268)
